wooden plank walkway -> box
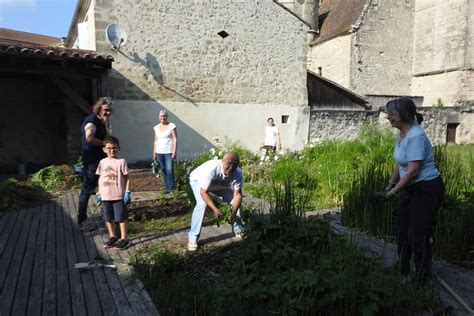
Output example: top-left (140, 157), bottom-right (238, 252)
top-left (0, 191), bottom-right (159, 316)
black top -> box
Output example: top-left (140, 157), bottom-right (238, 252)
top-left (81, 114), bottom-right (107, 164)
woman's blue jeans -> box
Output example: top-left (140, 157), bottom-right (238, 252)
top-left (156, 153), bottom-right (174, 192)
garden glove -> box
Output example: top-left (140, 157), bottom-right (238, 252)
top-left (123, 192), bottom-right (131, 205)
top-left (373, 189), bottom-right (397, 202)
top-left (384, 182), bottom-right (396, 192)
top-left (95, 194), bottom-right (102, 206)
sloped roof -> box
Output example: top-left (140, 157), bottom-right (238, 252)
top-left (0, 28), bottom-right (113, 63)
top-left (0, 27), bottom-right (62, 46)
top-left (310, 0), bottom-right (368, 46)
top-left (308, 70), bottom-right (370, 109)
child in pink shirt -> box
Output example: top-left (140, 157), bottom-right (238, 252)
top-left (96, 136), bottom-right (131, 250)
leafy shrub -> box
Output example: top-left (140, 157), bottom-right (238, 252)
top-left (0, 178), bottom-right (50, 211)
top-left (31, 165), bottom-right (82, 192)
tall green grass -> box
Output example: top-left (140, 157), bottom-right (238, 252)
top-left (247, 123), bottom-right (395, 209)
top-left (342, 143), bottom-right (474, 263)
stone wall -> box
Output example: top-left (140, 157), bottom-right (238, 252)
top-left (94, 0), bottom-right (308, 105)
top-left (351, 0), bottom-right (414, 96)
top-left (308, 110), bottom-right (379, 143)
top-left (411, 0), bottom-right (473, 106)
top-left (309, 34), bottom-right (352, 87)
top-left (309, 107), bottom-right (474, 146)
top-left (417, 107), bottom-right (474, 145)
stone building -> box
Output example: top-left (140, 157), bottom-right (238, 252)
top-left (308, 0), bottom-right (473, 144)
top-left (66, 0), bottom-right (318, 163)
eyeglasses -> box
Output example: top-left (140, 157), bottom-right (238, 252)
top-left (99, 97), bottom-right (113, 104)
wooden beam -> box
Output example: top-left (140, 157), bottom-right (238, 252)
top-left (48, 75), bottom-right (91, 114)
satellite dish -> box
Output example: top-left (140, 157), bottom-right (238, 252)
top-left (105, 24), bottom-right (128, 50)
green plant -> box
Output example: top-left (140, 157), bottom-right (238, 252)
top-left (132, 180), bottom-right (437, 314)
top-left (31, 165), bottom-right (82, 192)
top-left (433, 98), bottom-right (444, 107)
top-left (0, 178), bottom-right (50, 211)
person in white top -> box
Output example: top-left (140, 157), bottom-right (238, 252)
top-left (153, 110), bottom-right (178, 192)
top-left (262, 117), bottom-right (281, 156)
top-left (187, 151), bottom-right (246, 251)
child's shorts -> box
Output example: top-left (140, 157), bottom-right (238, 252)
top-left (101, 200), bottom-right (128, 223)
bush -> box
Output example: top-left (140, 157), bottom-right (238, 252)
top-left (31, 165), bottom-right (82, 192)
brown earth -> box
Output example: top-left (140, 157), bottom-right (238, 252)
top-left (128, 169), bottom-right (164, 191)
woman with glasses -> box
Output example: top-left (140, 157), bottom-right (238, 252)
top-left (77, 97), bottom-right (114, 229)
top-left (152, 110), bottom-right (178, 193)
top-left (374, 97), bottom-right (444, 287)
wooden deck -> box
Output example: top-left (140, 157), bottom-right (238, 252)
top-left (0, 191), bottom-right (158, 316)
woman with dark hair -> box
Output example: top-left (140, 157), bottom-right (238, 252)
top-left (262, 117), bottom-right (281, 156)
top-left (77, 97), bottom-right (114, 229)
top-left (375, 97), bottom-right (444, 287)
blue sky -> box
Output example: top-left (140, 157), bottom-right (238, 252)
top-left (0, 0), bottom-right (78, 38)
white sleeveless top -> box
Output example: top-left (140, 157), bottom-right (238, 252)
top-left (154, 123), bottom-right (176, 154)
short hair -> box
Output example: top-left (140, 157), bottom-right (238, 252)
top-left (92, 97), bottom-right (114, 115)
top-left (385, 97), bottom-right (423, 124)
top-left (159, 110), bottom-right (168, 117)
top-left (267, 117), bottom-right (274, 122)
top-left (103, 135), bottom-right (120, 147)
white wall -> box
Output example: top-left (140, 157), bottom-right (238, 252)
top-left (112, 101), bottom-right (310, 162)
top-left (309, 34), bottom-right (352, 88)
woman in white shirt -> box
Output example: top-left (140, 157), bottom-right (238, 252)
top-left (262, 117), bottom-right (281, 156)
top-left (153, 110), bottom-right (178, 192)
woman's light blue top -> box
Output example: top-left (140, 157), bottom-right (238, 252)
top-left (394, 124), bottom-right (440, 184)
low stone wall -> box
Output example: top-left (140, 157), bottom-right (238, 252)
top-left (308, 110), bottom-right (379, 143)
top-left (309, 107), bottom-right (473, 145)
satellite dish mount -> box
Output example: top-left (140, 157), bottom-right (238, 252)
top-left (105, 24), bottom-right (128, 50)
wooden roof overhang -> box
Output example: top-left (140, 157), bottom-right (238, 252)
top-left (0, 40), bottom-right (114, 113)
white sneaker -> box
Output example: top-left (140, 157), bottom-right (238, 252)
top-left (187, 240), bottom-right (198, 251)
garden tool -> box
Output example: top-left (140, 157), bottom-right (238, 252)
top-left (74, 259), bottom-right (116, 270)
top-left (151, 160), bottom-right (160, 175)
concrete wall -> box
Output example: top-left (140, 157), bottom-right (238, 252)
top-left (412, 0), bottom-right (473, 106)
top-left (112, 100), bottom-right (310, 162)
top-left (73, 0), bottom-right (96, 50)
top-left (309, 34), bottom-right (352, 88)
top-left (350, 0), bottom-right (414, 96)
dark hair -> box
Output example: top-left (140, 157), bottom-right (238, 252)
top-left (92, 97), bottom-right (114, 115)
top-left (385, 97), bottom-right (423, 124)
top-left (103, 135), bottom-right (120, 147)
